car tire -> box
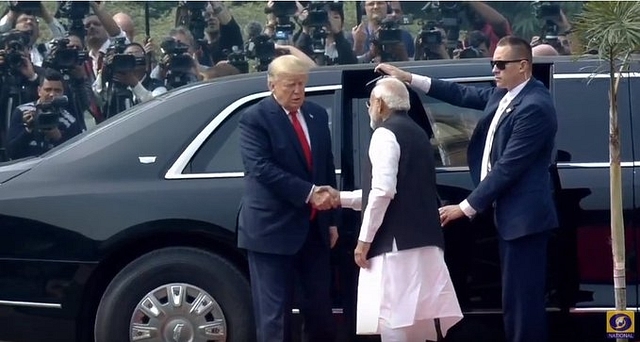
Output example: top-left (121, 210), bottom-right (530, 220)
top-left (94, 246), bottom-right (255, 342)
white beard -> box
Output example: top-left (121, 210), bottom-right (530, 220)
top-left (370, 119), bottom-right (378, 130)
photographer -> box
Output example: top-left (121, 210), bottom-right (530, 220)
top-left (85, 2), bottom-right (130, 78)
top-left (464, 1), bottom-right (512, 54)
top-left (0, 2), bottom-right (66, 67)
top-left (414, 26), bottom-right (450, 60)
top-left (7, 69), bottom-right (81, 160)
top-left (45, 34), bottom-right (103, 128)
top-left (200, 1), bottom-right (243, 66)
top-left (294, 2), bottom-right (357, 65)
top-left (453, 30), bottom-right (490, 59)
top-left (155, 33), bottom-right (200, 90)
top-left (104, 42), bottom-right (166, 104)
top-left (351, 0), bottom-right (414, 62)
top-left (0, 29), bottom-right (42, 104)
top-left (531, 3), bottom-right (572, 56)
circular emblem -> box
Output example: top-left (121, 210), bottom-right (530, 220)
top-left (609, 313), bottom-right (633, 331)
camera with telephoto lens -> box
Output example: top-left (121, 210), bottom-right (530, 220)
top-left (532, 1), bottom-right (561, 42)
top-left (246, 34), bottom-right (276, 72)
top-left (265, 1), bottom-right (297, 43)
top-left (43, 37), bottom-right (88, 71)
top-left (0, 30), bottom-right (30, 73)
top-left (34, 96), bottom-right (68, 130)
top-left (55, 1), bottom-right (90, 40)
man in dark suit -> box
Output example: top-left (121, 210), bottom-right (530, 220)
top-left (376, 36), bottom-right (558, 342)
top-left (238, 54), bottom-right (340, 342)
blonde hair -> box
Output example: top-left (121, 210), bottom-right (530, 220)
top-left (372, 77), bottom-right (410, 111)
top-left (267, 55), bottom-right (310, 82)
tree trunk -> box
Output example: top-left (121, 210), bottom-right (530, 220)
top-left (609, 66), bottom-right (627, 342)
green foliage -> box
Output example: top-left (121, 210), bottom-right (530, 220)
top-left (0, 1), bottom-right (587, 48)
top-left (574, 1), bottom-right (640, 61)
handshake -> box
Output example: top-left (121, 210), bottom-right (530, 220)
top-left (310, 185), bottom-right (341, 210)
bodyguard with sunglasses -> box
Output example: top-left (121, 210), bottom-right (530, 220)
top-left (376, 36), bottom-right (558, 342)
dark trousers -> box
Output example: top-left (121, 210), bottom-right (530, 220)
top-left (247, 223), bottom-right (335, 342)
top-left (499, 231), bottom-right (551, 342)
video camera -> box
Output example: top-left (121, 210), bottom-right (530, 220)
top-left (105, 37), bottom-right (145, 74)
top-left (35, 96), bottom-right (68, 130)
top-left (55, 1), bottom-right (91, 40)
top-left (246, 34), bottom-right (276, 72)
top-left (177, 1), bottom-right (207, 46)
top-left (226, 46), bottom-right (249, 74)
top-left (160, 38), bottom-right (196, 89)
top-left (420, 1), bottom-right (462, 50)
top-left (43, 37), bottom-right (88, 71)
top-left (265, 1), bottom-right (297, 43)
top-left (10, 1), bottom-right (42, 14)
top-left (533, 1), bottom-right (561, 42)
top-left (302, 1), bottom-right (334, 55)
top-left (0, 30), bottom-right (30, 73)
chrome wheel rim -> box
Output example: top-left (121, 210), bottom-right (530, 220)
top-left (129, 283), bottom-right (226, 342)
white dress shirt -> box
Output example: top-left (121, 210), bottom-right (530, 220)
top-left (358, 127), bottom-right (399, 243)
top-left (460, 78), bottom-right (530, 217)
top-left (274, 100), bottom-right (314, 202)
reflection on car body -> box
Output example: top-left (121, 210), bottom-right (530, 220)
top-left (0, 57), bottom-right (638, 342)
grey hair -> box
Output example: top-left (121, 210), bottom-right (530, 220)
top-left (169, 26), bottom-right (196, 50)
top-left (371, 77), bottom-right (410, 111)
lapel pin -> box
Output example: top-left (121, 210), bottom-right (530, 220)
top-left (506, 107), bottom-right (513, 113)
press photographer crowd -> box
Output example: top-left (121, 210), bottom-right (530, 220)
top-left (0, 0), bottom-right (575, 162)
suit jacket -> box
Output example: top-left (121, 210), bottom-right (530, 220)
top-left (429, 78), bottom-right (558, 240)
top-left (238, 95), bottom-right (338, 255)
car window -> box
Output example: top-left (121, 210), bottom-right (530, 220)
top-left (421, 81), bottom-right (493, 167)
top-left (187, 91), bottom-right (338, 174)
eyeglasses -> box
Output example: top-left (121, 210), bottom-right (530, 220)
top-left (490, 59), bottom-right (527, 70)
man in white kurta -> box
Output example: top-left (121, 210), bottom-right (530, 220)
top-left (341, 77), bottom-right (462, 341)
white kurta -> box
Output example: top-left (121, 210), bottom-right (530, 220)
top-left (340, 127), bottom-right (463, 339)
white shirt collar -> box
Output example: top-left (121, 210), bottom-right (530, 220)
top-left (504, 77), bottom-right (531, 102)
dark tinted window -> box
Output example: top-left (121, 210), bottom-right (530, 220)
top-left (188, 91), bottom-right (337, 174)
top-left (421, 81), bottom-right (493, 167)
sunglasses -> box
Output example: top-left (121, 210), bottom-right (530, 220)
top-left (490, 59), bottom-right (527, 70)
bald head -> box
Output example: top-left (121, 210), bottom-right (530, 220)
top-left (113, 12), bottom-right (135, 42)
top-left (532, 44), bottom-right (559, 57)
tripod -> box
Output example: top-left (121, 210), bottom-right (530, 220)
top-left (103, 81), bottom-right (133, 119)
top-left (0, 73), bottom-right (23, 162)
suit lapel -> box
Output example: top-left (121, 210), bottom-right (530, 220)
top-left (268, 96), bottom-right (309, 172)
top-left (495, 78), bottom-right (536, 129)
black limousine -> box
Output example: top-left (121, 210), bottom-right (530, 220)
top-left (0, 57), bottom-right (637, 342)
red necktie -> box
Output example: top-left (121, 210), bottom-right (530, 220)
top-left (289, 110), bottom-right (313, 170)
top-left (289, 110), bottom-right (316, 220)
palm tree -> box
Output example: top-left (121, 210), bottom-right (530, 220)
top-left (573, 2), bottom-right (640, 341)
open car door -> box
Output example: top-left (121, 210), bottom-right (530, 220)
top-left (337, 62), bottom-right (579, 339)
